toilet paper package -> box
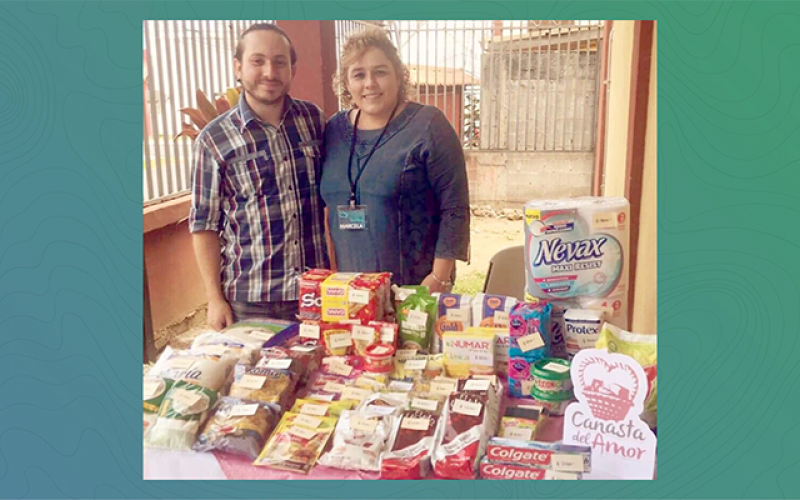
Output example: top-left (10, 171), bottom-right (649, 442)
top-left (524, 197), bottom-right (630, 329)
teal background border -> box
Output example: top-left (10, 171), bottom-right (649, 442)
top-left (1, 1), bottom-right (799, 498)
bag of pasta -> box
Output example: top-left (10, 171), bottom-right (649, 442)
top-left (193, 397), bottom-right (278, 459)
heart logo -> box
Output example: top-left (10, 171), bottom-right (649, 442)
top-left (577, 355), bottom-right (639, 421)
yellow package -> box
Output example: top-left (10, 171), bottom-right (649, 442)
top-left (321, 273), bottom-right (359, 322)
top-left (254, 412), bottom-right (337, 474)
top-left (442, 327), bottom-right (496, 378)
top-left (290, 399), bottom-right (354, 418)
top-left (596, 323), bottom-right (657, 428)
top-left (391, 354), bottom-right (444, 381)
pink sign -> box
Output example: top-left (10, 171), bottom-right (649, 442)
top-left (563, 349), bottom-right (656, 479)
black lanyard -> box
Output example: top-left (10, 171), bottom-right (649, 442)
top-left (347, 102), bottom-right (400, 207)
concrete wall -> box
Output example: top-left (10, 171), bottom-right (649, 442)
top-left (466, 150), bottom-right (595, 208)
top-left (144, 197), bottom-right (206, 334)
top-left (481, 51), bottom-right (598, 151)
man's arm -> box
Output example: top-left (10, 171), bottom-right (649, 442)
top-left (189, 135), bottom-right (233, 330)
top-left (192, 231), bottom-right (233, 330)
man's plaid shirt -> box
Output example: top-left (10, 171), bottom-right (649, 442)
top-left (189, 94), bottom-right (329, 303)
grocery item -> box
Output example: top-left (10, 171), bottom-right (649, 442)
top-left (498, 405), bottom-right (545, 441)
top-left (144, 380), bottom-right (219, 450)
top-left (431, 293), bottom-right (472, 354)
top-left (229, 365), bottom-right (296, 411)
top-left (442, 327), bottom-right (495, 378)
top-left (524, 197), bottom-right (630, 328)
top-left (471, 293), bottom-right (518, 328)
top-left (368, 321), bottom-right (399, 347)
top-left (257, 347), bottom-right (304, 383)
top-left (392, 353), bottom-right (444, 381)
top-left (224, 318), bottom-right (298, 346)
top-left (321, 273), bottom-right (360, 323)
top-left (595, 322), bottom-right (657, 428)
top-left (364, 343), bottom-right (395, 373)
top-left (479, 460), bottom-right (582, 480)
top-left (509, 302), bottom-right (552, 353)
top-left (564, 309), bottom-right (605, 358)
top-left (320, 323), bottom-right (353, 356)
top-left (150, 346), bottom-right (237, 392)
top-left (287, 344), bottom-right (324, 384)
top-left (290, 398), bottom-right (355, 418)
top-left (391, 285), bottom-right (429, 313)
top-left (190, 331), bottom-right (262, 365)
top-left (351, 323), bottom-right (380, 357)
top-left (143, 375), bottom-right (173, 436)
top-left (298, 269), bottom-right (334, 320)
top-left (507, 303), bottom-right (552, 398)
top-left (431, 379), bottom-right (502, 479)
top-left (193, 397), bottom-right (278, 459)
top-left (507, 356), bottom-right (535, 398)
top-left (381, 408), bottom-right (442, 479)
top-left (546, 300), bottom-right (573, 358)
top-left (532, 358), bottom-right (573, 394)
top-left (485, 437), bottom-right (592, 473)
top-left (531, 388), bottom-right (574, 416)
top-left (494, 331), bottom-right (510, 377)
top-left (254, 412), bottom-right (337, 474)
top-left (321, 272), bottom-right (391, 324)
top-left (398, 292), bottom-right (437, 353)
top-left (318, 402), bottom-right (399, 471)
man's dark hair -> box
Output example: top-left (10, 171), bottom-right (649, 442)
top-left (234, 23), bottom-right (297, 64)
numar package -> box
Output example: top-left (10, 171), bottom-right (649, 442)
top-left (524, 197), bottom-right (630, 329)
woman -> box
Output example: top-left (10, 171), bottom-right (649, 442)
top-left (320, 29), bottom-right (470, 293)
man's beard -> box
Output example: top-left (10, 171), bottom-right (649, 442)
top-left (243, 79), bottom-right (287, 106)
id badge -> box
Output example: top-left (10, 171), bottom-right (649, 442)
top-left (337, 205), bottom-right (368, 230)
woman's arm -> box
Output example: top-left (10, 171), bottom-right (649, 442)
top-left (421, 110), bottom-right (471, 291)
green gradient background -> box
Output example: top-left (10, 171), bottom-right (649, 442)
top-left (1, 1), bottom-right (798, 498)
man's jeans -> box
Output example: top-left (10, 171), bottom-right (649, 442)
top-left (230, 300), bottom-right (299, 322)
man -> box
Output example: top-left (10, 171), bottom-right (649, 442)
top-left (190, 23), bottom-right (328, 329)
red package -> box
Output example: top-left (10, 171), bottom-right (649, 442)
top-left (298, 269), bottom-right (333, 321)
top-left (320, 323), bottom-right (353, 356)
top-left (348, 273), bottom-right (387, 324)
top-left (432, 382), bottom-right (501, 479)
top-left (381, 409), bottom-right (441, 480)
top-left (368, 321), bottom-right (399, 348)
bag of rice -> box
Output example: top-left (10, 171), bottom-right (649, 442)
top-left (150, 346), bottom-right (237, 392)
top-left (143, 375), bottom-right (173, 437)
top-left (144, 380), bottom-right (219, 450)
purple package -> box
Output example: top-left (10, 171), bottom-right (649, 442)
top-left (508, 356), bottom-right (534, 398)
top-left (508, 303), bottom-right (551, 348)
top-left (507, 303), bottom-right (551, 397)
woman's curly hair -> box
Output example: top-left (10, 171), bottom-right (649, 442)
top-left (333, 28), bottom-right (414, 108)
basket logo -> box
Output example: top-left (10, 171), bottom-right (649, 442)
top-left (562, 349), bottom-right (657, 479)
top-left (577, 356), bottom-right (638, 421)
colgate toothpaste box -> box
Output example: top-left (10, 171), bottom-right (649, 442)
top-left (479, 459), bottom-right (582, 480)
top-left (298, 269), bottom-right (333, 321)
top-left (484, 438), bottom-right (591, 472)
